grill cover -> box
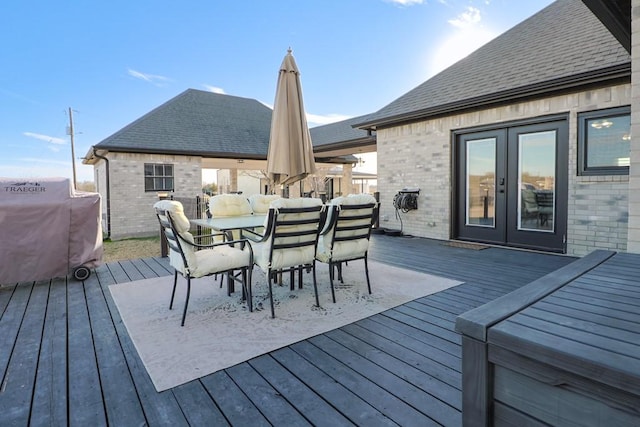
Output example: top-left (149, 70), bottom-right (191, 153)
top-left (0, 177), bottom-right (103, 284)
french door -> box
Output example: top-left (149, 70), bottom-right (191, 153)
top-left (454, 119), bottom-right (567, 252)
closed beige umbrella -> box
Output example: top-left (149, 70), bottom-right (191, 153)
top-left (267, 48), bottom-right (316, 187)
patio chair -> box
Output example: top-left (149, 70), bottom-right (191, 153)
top-left (248, 194), bottom-right (282, 214)
top-left (154, 200), bottom-right (253, 326)
top-left (207, 194), bottom-right (255, 287)
top-left (208, 194), bottom-right (254, 240)
top-left (244, 198), bottom-right (326, 318)
top-left (535, 190), bottom-right (554, 226)
top-left (316, 194), bottom-right (379, 303)
top-left (248, 194), bottom-right (281, 235)
top-left (521, 189), bottom-right (539, 224)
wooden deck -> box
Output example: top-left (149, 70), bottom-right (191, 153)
top-left (0, 234), bottom-right (575, 426)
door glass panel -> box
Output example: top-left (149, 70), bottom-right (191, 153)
top-left (466, 138), bottom-right (496, 227)
top-left (518, 131), bottom-right (555, 232)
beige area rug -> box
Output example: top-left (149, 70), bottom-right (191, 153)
top-left (109, 261), bottom-right (462, 392)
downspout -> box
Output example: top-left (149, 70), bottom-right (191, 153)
top-left (92, 147), bottom-right (111, 239)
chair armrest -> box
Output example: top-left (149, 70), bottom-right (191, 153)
top-left (192, 231), bottom-right (226, 240)
top-left (179, 233), bottom-right (252, 252)
top-left (241, 228), bottom-right (266, 243)
top-left (218, 238), bottom-right (254, 254)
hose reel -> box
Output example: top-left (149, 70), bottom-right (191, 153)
top-left (392, 188), bottom-right (420, 234)
top-left (393, 188), bottom-right (419, 213)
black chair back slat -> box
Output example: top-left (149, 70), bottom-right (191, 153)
top-left (273, 241), bottom-right (318, 250)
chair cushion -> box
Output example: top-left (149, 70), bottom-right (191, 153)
top-left (316, 235), bottom-right (370, 262)
top-left (270, 197), bottom-right (323, 210)
top-left (317, 194), bottom-right (376, 263)
top-left (344, 193), bottom-right (377, 204)
top-left (153, 200), bottom-right (190, 233)
top-left (521, 189), bottom-right (539, 214)
top-left (153, 200), bottom-right (198, 272)
top-left (168, 231), bottom-right (198, 273)
top-left (248, 194), bottom-right (281, 214)
top-left (191, 245), bottom-right (251, 278)
top-left (253, 240), bottom-right (317, 271)
top-left (208, 194), bottom-right (253, 217)
top-left (253, 197), bottom-right (324, 271)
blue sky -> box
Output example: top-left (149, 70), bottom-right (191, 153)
top-left (0, 0), bottom-right (554, 183)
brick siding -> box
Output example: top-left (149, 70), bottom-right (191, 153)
top-left (377, 84), bottom-right (631, 256)
top-left (95, 152), bottom-right (203, 240)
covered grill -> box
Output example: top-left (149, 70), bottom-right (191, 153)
top-left (0, 177), bottom-right (103, 284)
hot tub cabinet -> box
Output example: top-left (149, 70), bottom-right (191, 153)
top-left (455, 250), bottom-right (640, 426)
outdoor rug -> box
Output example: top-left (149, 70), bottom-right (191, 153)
top-left (109, 261), bottom-right (462, 392)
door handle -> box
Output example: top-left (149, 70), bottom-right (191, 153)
top-left (499, 178), bottom-right (505, 193)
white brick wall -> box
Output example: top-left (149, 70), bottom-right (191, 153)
top-left (378, 84), bottom-right (631, 256)
top-left (95, 152), bottom-right (203, 240)
top-left (628, 0), bottom-right (640, 253)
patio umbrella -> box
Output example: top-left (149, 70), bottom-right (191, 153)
top-left (267, 48), bottom-right (316, 187)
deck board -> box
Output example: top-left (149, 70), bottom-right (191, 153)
top-left (172, 380), bottom-right (229, 426)
top-left (271, 347), bottom-right (397, 426)
top-left (95, 254), bottom-right (190, 426)
top-left (225, 363), bottom-right (313, 426)
top-left (342, 322), bottom-right (462, 383)
top-left (0, 234), bottom-right (579, 426)
top-left (2, 280), bottom-right (47, 426)
top-left (307, 334), bottom-right (457, 426)
top-left (200, 371), bottom-right (271, 426)
top-left (85, 271), bottom-right (147, 426)
top-left (323, 329), bottom-right (462, 411)
top-left (248, 354), bottom-right (356, 427)
top-left (31, 277), bottom-right (67, 427)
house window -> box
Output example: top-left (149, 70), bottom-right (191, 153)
top-left (144, 163), bottom-right (174, 191)
top-left (578, 106), bottom-right (630, 176)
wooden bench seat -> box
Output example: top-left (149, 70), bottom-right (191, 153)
top-left (456, 250), bottom-right (640, 426)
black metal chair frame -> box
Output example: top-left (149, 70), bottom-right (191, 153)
top-left (155, 207), bottom-right (253, 326)
top-left (244, 205), bottom-right (326, 318)
top-left (318, 203), bottom-right (378, 303)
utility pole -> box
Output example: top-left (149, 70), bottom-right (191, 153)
top-left (67, 107), bottom-right (77, 190)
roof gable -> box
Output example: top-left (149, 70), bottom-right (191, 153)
top-left (358, 0), bottom-right (630, 129)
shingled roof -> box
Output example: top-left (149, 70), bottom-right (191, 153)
top-left (310, 115), bottom-right (375, 152)
top-left (356, 0), bottom-right (630, 130)
top-left (87, 88), bottom-right (370, 163)
top-left (91, 89), bottom-right (273, 159)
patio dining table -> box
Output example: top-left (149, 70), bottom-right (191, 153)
top-left (190, 214), bottom-right (267, 234)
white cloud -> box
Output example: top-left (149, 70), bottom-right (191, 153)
top-left (202, 85), bottom-right (226, 94)
top-left (23, 132), bottom-right (66, 145)
top-left (127, 68), bottom-right (171, 86)
top-left (257, 99), bottom-right (351, 127)
top-left (429, 6), bottom-right (497, 75)
top-left (386, 0), bottom-right (424, 6)
top-left (448, 6), bottom-right (481, 28)
top-left (306, 113), bottom-right (352, 127)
